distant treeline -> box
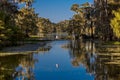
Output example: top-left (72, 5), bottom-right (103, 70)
top-left (0, 0), bottom-right (120, 48)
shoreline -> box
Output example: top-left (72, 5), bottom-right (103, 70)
top-left (0, 42), bottom-right (47, 56)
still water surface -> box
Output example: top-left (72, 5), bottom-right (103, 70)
top-left (0, 40), bottom-right (120, 80)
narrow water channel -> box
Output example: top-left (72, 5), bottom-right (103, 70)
top-left (0, 40), bottom-right (120, 80)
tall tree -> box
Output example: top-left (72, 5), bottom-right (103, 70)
top-left (69, 2), bottom-right (92, 38)
top-left (15, 7), bottom-right (38, 37)
top-left (0, 0), bottom-right (20, 45)
top-left (94, 0), bottom-right (120, 40)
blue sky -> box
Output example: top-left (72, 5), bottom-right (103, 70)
top-left (33, 0), bottom-right (93, 23)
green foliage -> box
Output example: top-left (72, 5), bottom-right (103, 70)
top-left (37, 17), bottom-right (56, 34)
top-left (16, 8), bottom-right (38, 36)
top-left (71, 4), bottom-right (79, 13)
top-left (0, 0), bottom-right (39, 47)
top-left (0, 0), bottom-right (56, 47)
top-left (110, 9), bottom-right (120, 38)
top-left (69, 2), bottom-right (90, 36)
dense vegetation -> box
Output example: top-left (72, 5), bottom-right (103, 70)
top-left (0, 0), bottom-right (57, 48)
top-left (63, 0), bottom-right (120, 41)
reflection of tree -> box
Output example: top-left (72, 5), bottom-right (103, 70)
top-left (69, 39), bottom-right (120, 80)
top-left (13, 54), bottom-right (35, 80)
top-left (0, 55), bottom-right (24, 80)
top-left (69, 39), bottom-right (87, 67)
top-left (0, 54), bottom-right (36, 80)
top-left (95, 44), bottom-right (120, 80)
top-left (84, 41), bottom-right (96, 75)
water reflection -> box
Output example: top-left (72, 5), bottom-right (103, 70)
top-left (69, 39), bottom-right (120, 80)
top-left (0, 40), bottom-right (120, 80)
top-left (0, 54), bottom-right (36, 80)
top-left (12, 54), bottom-right (35, 80)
